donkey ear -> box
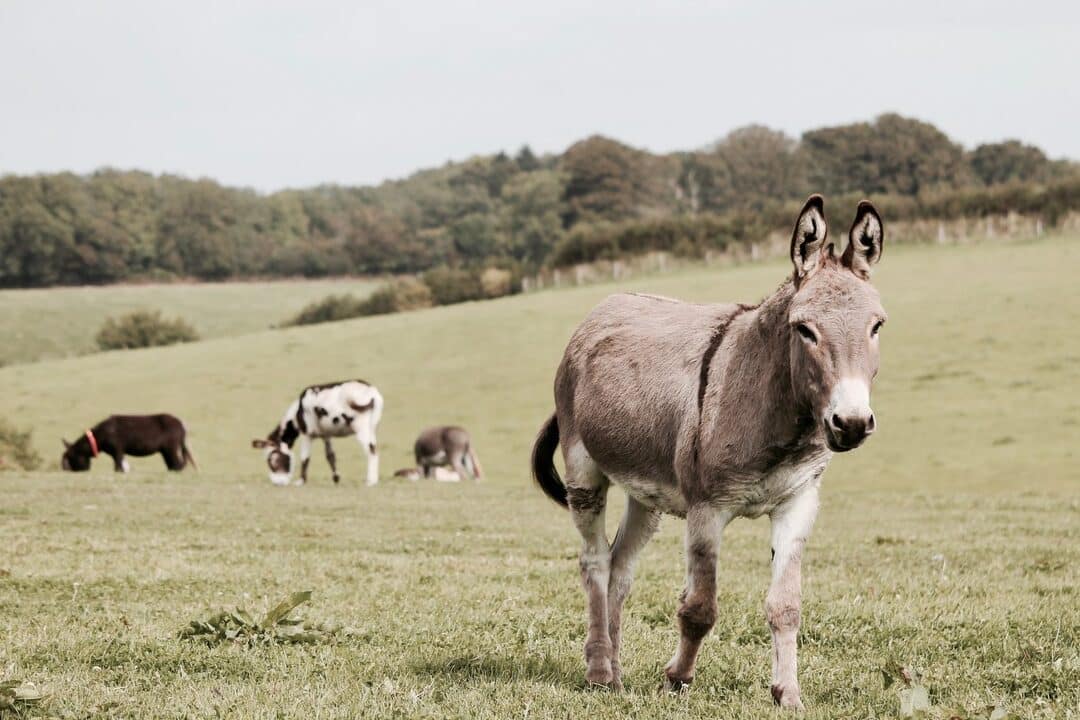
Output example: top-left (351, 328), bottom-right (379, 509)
top-left (790, 194), bottom-right (829, 280)
top-left (842, 200), bottom-right (884, 279)
top-left (62, 439), bottom-right (71, 449)
top-left (252, 439), bottom-right (269, 449)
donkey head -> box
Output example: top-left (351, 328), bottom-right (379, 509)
top-left (251, 428), bottom-right (293, 485)
top-left (60, 438), bottom-right (91, 471)
top-left (787, 195), bottom-right (887, 452)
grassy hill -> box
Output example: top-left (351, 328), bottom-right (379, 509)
top-left (1, 234), bottom-right (1076, 490)
top-left (0, 235), bottom-right (1076, 718)
top-left (0, 277), bottom-right (377, 366)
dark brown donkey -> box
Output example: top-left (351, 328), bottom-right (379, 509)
top-left (532, 196), bottom-right (887, 709)
top-left (62, 414), bottom-right (198, 473)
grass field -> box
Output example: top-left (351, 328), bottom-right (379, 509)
top-left (1, 235), bottom-right (1077, 718)
top-left (0, 277), bottom-right (377, 367)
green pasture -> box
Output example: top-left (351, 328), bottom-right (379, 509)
top-left (0, 277), bottom-right (377, 367)
top-left (0, 235), bottom-right (1077, 718)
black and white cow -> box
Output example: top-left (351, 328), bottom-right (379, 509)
top-left (252, 379), bottom-right (383, 486)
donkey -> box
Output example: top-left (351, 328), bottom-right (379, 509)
top-left (413, 425), bottom-right (483, 481)
top-left (252, 379), bottom-right (383, 486)
top-left (62, 414), bottom-right (197, 472)
top-left (531, 196), bottom-right (886, 708)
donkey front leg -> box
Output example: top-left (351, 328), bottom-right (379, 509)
top-left (322, 438), bottom-right (340, 484)
top-left (607, 496), bottom-right (661, 688)
top-left (112, 452), bottom-right (130, 473)
top-left (766, 485), bottom-right (819, 710)
top-left (296, 435), bottom-right (312, 485)
top-left (664, 503), bottom-right (732, 690)
top-left (564, 443), bottom-right (615, 687)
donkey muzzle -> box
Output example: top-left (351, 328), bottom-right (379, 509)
top-left (826, 411), bottom-right (875, 451)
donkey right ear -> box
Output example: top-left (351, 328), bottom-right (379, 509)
top-left (790, 194), bottom-right (829, 281)
top-left (252, 439), bottom-right (269, 449)
top-left (62, 439), bottom-right (71, 449)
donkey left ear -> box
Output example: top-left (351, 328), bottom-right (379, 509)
top-left (62, 439), bottom-right (71, 449)
top-left (842, 200), bottom-right (884, 279)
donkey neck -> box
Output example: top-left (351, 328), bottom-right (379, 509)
top-left (703, 280), bottom-right (817, 469)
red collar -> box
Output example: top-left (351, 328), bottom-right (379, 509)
top-left (85, 429), bottom-right (99, 457)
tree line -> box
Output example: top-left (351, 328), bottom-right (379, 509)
top-left (1, 113), bottom-right (1077, 288)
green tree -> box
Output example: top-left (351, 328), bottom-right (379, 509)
top-left (802, 113), bottom-right (969, 195)
top-left (560, 135), bottom-right (651, 226)
top-left (969, 140), bottom-right (1051, 185)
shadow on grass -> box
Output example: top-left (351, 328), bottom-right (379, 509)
top-left (411, 653), bottom-right (584, 688)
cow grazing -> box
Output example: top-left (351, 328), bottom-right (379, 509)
top-left (531, 196), bottom-right (887, 708)
top-left (413, 425), bottom-right (483, 481)
top-left (62, 414), bottom-right (197, 473)
top-left (252, 379), bottom-right (383, 486)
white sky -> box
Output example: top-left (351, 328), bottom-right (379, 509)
top-left (1, 0), bottom-right (1077, 192)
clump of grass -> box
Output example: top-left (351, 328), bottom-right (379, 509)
top-left (0, 419), bottom-right (42, 471)
top-left (179, 591), bottom-right (344, 646)
top-left (0, 679), bottom-right (45, 713)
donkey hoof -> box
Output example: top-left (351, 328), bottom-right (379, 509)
top-left (332, 474), bottom-right (341, 484)
top-left (771, 684), bottom-right (804, 710)
top-left (585, 666), bottom-right (614, 687)
top-left (660, 672), bottom-right (692, 694)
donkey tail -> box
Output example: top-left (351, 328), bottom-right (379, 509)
top-left (182, 441), bottom-right (199, 472)
top-left (531, 413), bottom-right (567, 508)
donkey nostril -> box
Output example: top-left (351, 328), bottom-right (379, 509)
top-left (867, 414), bottom-right (876, 433)
top-left (831, 413), bottom-right (845, 431)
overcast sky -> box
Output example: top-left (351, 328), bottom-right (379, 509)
top-left (1, 0), bottom-right (1078, 192)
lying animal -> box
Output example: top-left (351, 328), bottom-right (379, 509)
top-left (392, 466), bottom-right (462, 482)
top-left (62, 414), bottom-right (197, 472)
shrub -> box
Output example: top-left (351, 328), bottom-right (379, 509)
top-left (360, 277), bottom-right (434, 315)
top-left (285, 278), bottom-right (434, 326)
top-left (421, 266), bottom-right (484, 306)
top-left (285, 294), bottom-right (368, 326)
top-left (95, 310), bottom-right (199, 350)
top-left (479, 267), bottom-right (513, 298)
top-left (0, 420), bottom-right (42, 471)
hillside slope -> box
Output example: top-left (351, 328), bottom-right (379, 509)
top-left (0, 276), bottom-right (375, 366)
top-left (1, 235), bottom-right (1076, 492)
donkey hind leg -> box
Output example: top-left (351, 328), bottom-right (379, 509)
top-left (161, 445), bottom-right (185, 471)
top-left (607, 496), bottom-right (661, 689)
top-left (766, 485), bottom-right (819, 710)
top-left (448, 449), bottom-right (472, 482)
top-left (322, 438), bottom-right (340, 484)
top-left (664, 504), bottom-right (732, 691)
top-left (564, 441), bottom-right (616, 687)
top-left (354, 425), bottom-right (378, 486)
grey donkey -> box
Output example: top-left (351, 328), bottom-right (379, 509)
top-left (414, 425), bottom-right (483, 481)
top-left (532, 195), bottom-right (887, 709)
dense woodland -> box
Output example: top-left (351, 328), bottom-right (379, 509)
top-left (1, 113), bottom-right (1078, 288)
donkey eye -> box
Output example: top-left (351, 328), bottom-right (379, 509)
top-left (795, 323), bottom-right (817, 344)
top-left (871, 320), bottom-right (884, 337)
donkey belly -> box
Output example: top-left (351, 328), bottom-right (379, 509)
top-left (607, 470), bottom-right (688, 517)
